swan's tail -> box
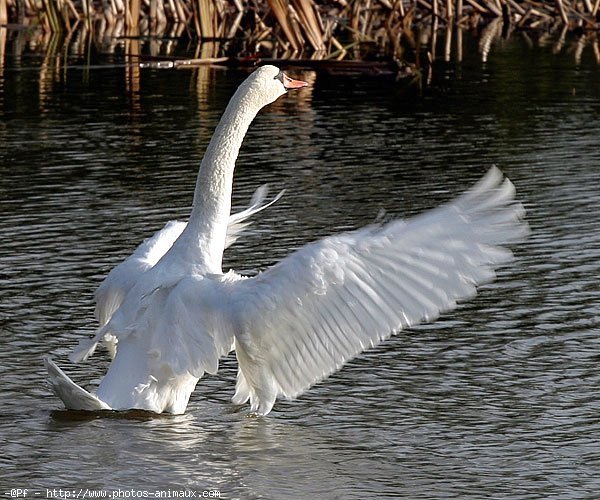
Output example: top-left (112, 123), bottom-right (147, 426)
top-left (44, 357), bottom-right (111, 411)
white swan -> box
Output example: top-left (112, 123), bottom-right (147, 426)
top-left (46, 65), bottom-right (528, 416)
top-left (71, 184), bottom-right (284, 362)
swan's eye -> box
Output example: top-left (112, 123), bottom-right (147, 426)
top-left (274, 70), bottom-right (284, 84)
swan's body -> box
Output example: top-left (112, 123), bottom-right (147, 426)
top-left (46, 66), bottom-right (528, 416)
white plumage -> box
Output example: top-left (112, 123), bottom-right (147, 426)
top-left (46, 65), bottom-right (528, 416)
top-left (70, 185), bottom-right (283, 363)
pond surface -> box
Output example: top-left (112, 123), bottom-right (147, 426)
top-left (1, 31), bottom-right (600, 498)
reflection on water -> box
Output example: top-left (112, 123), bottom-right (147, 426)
top-left (1, 32), bottom-right (600, 497)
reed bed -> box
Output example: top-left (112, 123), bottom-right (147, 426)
top-left (0, 0), bottom-right (598, 85)
top-left (1, 1), bottom-right (598, 63)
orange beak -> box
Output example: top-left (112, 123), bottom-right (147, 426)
top-left (282, 73), bottom-right (308, 90)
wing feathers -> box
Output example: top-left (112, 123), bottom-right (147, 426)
top-left (231, 167), bottom-right (528, 414)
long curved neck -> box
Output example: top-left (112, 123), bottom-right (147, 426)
top-left (174, 84), bottom-right (261, 273)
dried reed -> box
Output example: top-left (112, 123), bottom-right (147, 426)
top-left (1, 0), bottom-right (598, 64)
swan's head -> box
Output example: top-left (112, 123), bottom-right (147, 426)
top-left (240, 65), bottom-right (308, 109)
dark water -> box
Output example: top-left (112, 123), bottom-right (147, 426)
top-left (1, 30), bottom-right (600, 498)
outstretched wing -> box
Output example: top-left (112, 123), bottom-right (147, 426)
top-left (229, 167), bottom-right (528, 415)
top-left (94, 220), bottom-right (186, 327)
top-left (69, 219), bottom-right (187, 362)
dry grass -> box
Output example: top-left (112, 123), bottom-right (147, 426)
top-left (0, 0), bottom-right (598, 62)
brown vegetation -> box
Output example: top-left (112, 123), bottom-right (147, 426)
top-left (0, 1), bottom-right (598, 63)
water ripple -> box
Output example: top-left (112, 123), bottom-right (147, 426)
top-left (2, 41), bottom-right (600, 498)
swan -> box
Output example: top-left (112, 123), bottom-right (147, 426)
top-left (45, 65), bottom-right (528, 416)
top-left (73, 184), bottom-right (284, 361)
